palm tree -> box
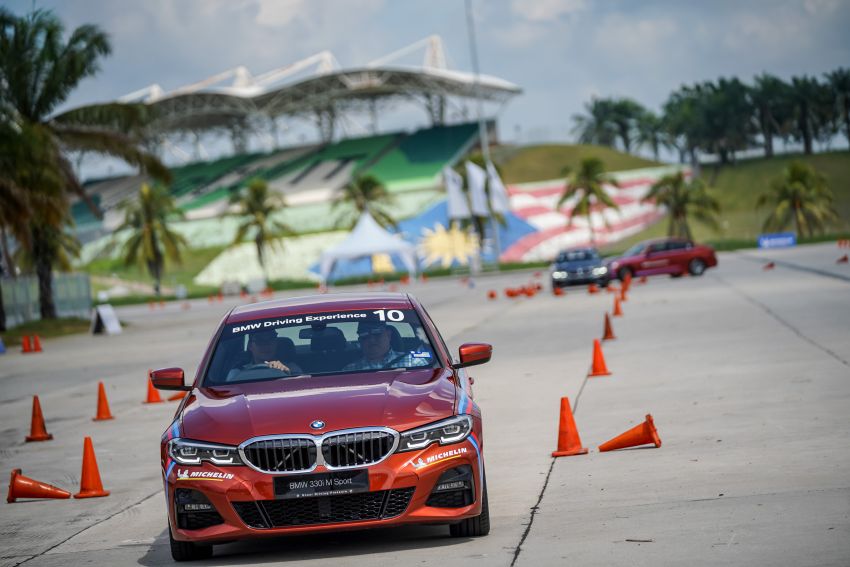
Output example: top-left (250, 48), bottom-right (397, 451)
top-left (117, 183), bottom-right (187, 297)
top-left (610, 98), bottom-right (646, 154)
top-left (750, 74), bottom-right (791, 158)
top-left (757, 161), bottom-right (838, 238)
top-left (571, 98), bottom-right (618, 148)
top-left (332, 174), bottom-right (396, 229)
top-left (556, 157), bottom-right (620, 245)
top-left (230, 178), bottom-right (292, 278)
top-left (635, 110), bottom-right (665, 161)
top-left (825, 68), bottom-right (850, 150)
top-left (788, 76), bottom-right (824, 155)
top-left (642, 172), bottom-right (720, 239)
top-left (0, 8), bottom-right (168, 318)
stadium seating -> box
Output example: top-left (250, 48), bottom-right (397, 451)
top-left (365, 123), bottom-right (478, 190)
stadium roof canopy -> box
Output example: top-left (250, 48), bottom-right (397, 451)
top-left (113, 36), bottom-right (521, 143)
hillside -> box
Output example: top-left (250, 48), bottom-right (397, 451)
top-left (602, 150), bottom-right (850, 254)
top-left (494, 143), bottom-right (661, 184)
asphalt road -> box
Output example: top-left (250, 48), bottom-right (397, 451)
top-left (1, 242), bottom-right (848, 566)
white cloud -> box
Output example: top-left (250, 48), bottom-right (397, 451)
top-left (511, 0), bottom-right (586, 22)
top-left (255, 0), bottom-right (308, 27)
top-left (591, 14), bottom-right (678, 62)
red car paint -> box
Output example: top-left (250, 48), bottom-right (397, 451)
top-left (155, 293), bottom-right (489, 551)
top-left (607, 238), bottom-right (718, 279)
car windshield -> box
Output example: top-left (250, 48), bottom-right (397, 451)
top-left (557, 250), bottom-right (598, 262)
top-left (203, 308), bottom-right (439, 385)
top-left (622, 243), bottom-right (647, 257)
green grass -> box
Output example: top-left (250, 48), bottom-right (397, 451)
top-left (1, 317), bottom-right (91, 347)
top-left (497, 144), bottom-right (661, 184)
top-left (600, 150), bottom-right (850, 255)
top-left (87, 246), bottom-right (226, 294)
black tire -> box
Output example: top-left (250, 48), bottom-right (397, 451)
top-left (617, 267), bottom-right (632, 282)
top-left (450, 473), bottom-right (490, 537)
top-left (688, 258), bottom-right (707, 276)
top-left (169, 526), bottom-right (213, 562)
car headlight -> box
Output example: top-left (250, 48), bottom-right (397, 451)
top-left (168, 438), bottom-right (243, 466)
top-left (552, 271), bottom-right (567, 279)
top-left (397, 415), bottom-right (473, 452)
top-left (592, 266), bottom-right (608, 275)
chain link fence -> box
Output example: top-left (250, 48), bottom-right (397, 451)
top-left (1, 273), bottom-right (92, 328)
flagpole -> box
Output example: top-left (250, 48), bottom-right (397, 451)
top-left (465, 0), bottom-right (500, 272)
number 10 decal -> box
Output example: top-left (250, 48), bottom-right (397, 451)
top-left (373, 309), bottom-right (405, 322)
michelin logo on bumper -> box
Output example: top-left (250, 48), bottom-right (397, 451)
top-left (176, 469), bottom-right (234, 481)
top-left (409, 447), bottom-right (468, 470)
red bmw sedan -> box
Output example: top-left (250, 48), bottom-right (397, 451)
top-left (152, 293), bottom-right (491, 561)
top-left (607, 237), bottom-right (718, 280)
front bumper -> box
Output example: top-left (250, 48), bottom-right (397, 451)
top-left (552, 273), bottom-right (610, 287)
top-left (164, 438), bottom-right (483, 543)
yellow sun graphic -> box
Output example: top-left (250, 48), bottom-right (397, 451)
top-left (418, 224), bottom-right (480, 268)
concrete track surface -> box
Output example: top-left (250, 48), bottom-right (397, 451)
top-left (1, 242), bottom-right (848, 567)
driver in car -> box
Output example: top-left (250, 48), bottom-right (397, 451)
top-left (343, 320), bottom-right (431, 371)
top-left (226, 329), bottom-right (302, 381)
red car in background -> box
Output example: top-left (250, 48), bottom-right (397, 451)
top-left (606, 238), bottom-right (718, 280)
top-left (151, 293), bottom-right (491, 561)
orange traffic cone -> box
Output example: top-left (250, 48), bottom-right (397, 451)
top-left (74, 437), bottom-right (109, 498)
top-left (620, 288), bottom-right (628, 302)
top-left (32, 335), bottom-right (43, 353)
top-left (599, 414), bottom-right (661, 452)
top-left (602, 313), bottom-right (616, 341)
top-left (21, 335), bottom-right (32, 353)
top-left (551, 397), bottom-right (588, 457)
top-left (143, 378), bottom-right (164, 404)
top-left (606, 284), bottom-right (617, 294)
top-left (7, 469), bottom-right (70, 503)
top-left (168, 390), bottom-right (188, 402)
top-left (624, 272), bottom-right (633, 289)
top-left (25, 396), bottom-right (53, 442)
top-left (588, 339), bottom-right (612, 377)
top-left (93, 382), bottom-right (114, 421)
top-left (553, 286), bottom-right (565, 297)
top-left (613, 296), bottom-right (623, 317)
top-left (487, 290), bottom-right (497, 300)
top-left (639, 275), bottom-right (647, 284)
top-left (837, 255), bottom-right (849, 264)
top-left (763, 262), bottom-right (775, 271)
top-left (588, 283), bottom-right (599, 294)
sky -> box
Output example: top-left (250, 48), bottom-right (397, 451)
top-left (6, 0), bottom-right (850, 167)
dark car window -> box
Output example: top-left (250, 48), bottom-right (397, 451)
top-left (666, 241), bottom-right (689, 251)
top-left (647, 243), bottom-right (666, 254)
top-left (204, 308), bottom-right (439, 385)
top-left (623, 243), bottom-right (647, 257)
top-left (557, 249), bottom-right (599, 262)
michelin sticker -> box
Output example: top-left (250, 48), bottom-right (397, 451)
top-left (176, 468), bottom-right (234, 481)
top-left (409, 447), bottom-right (468, 470)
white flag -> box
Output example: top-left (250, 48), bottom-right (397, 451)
top-left (486, 160), bottom-right (510, 215)
top-left (465, 161), bottom-right (489, 217)
top-left (444, 167), bottom-right (470, 220)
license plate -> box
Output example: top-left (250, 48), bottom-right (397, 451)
top-left (274, 470), bottom-right (370, 500)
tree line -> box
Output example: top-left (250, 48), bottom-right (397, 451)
top-left (572, 69), bottom-right (850, 167)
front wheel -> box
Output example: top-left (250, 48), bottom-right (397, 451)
top-left (450, 473), bottom-right (490, 537)
top-left (169, 526), bottom-right (213, 562)
top-left (688, 258), bottom-right (707, 276)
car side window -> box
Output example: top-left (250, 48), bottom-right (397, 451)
top-left (648, 243), bottom-right (665, 254)
top-left (666, 241), bottom-right (687, 251)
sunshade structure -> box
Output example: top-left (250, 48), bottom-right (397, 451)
top-left (319, 212), bottom-right (418, 281)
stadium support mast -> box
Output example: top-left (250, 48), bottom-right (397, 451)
top-left (465, 0), bottom-right (500, 270)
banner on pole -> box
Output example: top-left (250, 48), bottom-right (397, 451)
top-left (465, 161), bottom-right (489, 217)
top-left (444, 167), bottom-right (470, 220)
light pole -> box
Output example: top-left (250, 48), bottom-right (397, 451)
top-left (465, 0), bottom-right (501, 271)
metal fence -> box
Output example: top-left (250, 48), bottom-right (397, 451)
top-left (1, 273), bottom-right (92, 328)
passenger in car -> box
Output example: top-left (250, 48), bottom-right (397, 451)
top-left (225, 329), bottom-right (303, 381)
top-left (342, 320), bottom-right (432, 371)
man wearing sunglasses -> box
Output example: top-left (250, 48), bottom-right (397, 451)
top-left (225, 329), bottom-right (302, 381)
top-left (343, 320), bottom-right (431, 372)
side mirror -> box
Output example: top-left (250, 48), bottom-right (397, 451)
top-left (453, 343), bottom-right (492, 369)
top-left (150, 367), bottom-right (191, 391)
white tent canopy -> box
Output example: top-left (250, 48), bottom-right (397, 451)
top-left (319, 211), bottom-right (418, 281)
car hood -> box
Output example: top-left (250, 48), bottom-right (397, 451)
top-left (180, 368), bottom-right (457, 446)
